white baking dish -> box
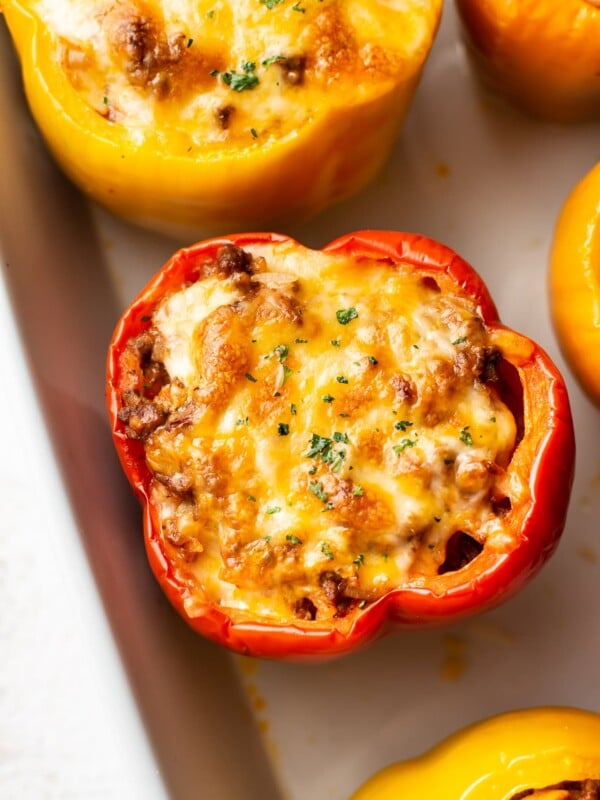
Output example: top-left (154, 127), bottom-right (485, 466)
top-left (2, 7), bottom-right (600, 799)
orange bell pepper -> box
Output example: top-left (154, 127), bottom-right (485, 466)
top-left (454, 0), bottom-right (600, 122)
top-left (351, 707), bottom-right (600, 799)
top-left (550, 162), bottom-right (600, 406)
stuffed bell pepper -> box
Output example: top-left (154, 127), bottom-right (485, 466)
top-left (454, 0), bottom-right (600, 123)
top-left (550, 162), bottom-right (600, 406)
top-left (351, 707), bottom-right (600, 799)
top-left (106, 231), bottom-right (575, 659)
top-left (2, 0), bottom-right (442, 234)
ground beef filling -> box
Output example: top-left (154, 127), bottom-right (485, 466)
top-left (116, 244), bottom-right (515, 621)
top-left (512, 780), bottom-right (600, 799)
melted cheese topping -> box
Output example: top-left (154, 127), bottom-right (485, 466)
top-left (34, 0), bottom-right (439, 150)
top-left (119, 241), bottom-right (519, 625)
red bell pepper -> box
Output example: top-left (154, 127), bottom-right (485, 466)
top-left (106, 231), bottom-right (575, 659)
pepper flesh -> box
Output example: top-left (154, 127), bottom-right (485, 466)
top-left (351, 707), bottom-right (600, 800)
top-left (550, 162), bottom-right (600, 406)
top-left (2, 0), bottom-right (442, 235)
top-left (454, 0), bottom-right (600, 122)
top-left (106, 230), bottom-right (575, 660)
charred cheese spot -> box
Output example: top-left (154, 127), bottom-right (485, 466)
top-left (117, 242), bottom-right (520, 625)
top-left (510, 780), bottom-right (600, 800)
top-left (35, 0), bottom-right (437, 148)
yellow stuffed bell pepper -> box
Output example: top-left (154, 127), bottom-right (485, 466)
top-left (550, 162), bottom-right (600, 406)
top-left (351, 707), bottom-right (600, 800)
top-left (1, 0), bottom-right (442, 235)
top-left (454, 0), bottom-right (600, 123)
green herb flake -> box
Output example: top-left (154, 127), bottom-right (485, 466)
top-left (490, 415), bottom-right (497, 423)
top-left (102, 95), bottom-right (109, 105)
top-left (187, 37), bottom-right (194, 48)
top-left (266, 506), bottom-right (282, 515)
top-left (236, 416), bottom-right (250, 426)
top-left (209, 69), bottom-right (220, 77)
top-left (339, 412), bottom-right (350, 418)
top-left (290, 403), bottom-right (297, 416)
top-left (330, 338), bottom-right (341, 347)
top-left (286, 534), bottom-right (302, 544)
top-left (277, 423), bottom-right (290, 436)
top-left (353, 554), bottom-right (365, 569)
top-left (353, 484), bottom-right (364, 497)
top-left (295, 338), bottom-right (308, 344)
top-left (336, 307), bottom-right (358, 326)
top-left (207, 9), bottom-right (215, 17)
top-left (336, 375), bottom-right (349, 384)
top-left (309, 481), bottom-right (328, 502)
top-left (282, 365), bottom-right (293, 384)
top-left (434, 516), bottom-right (441, 522)
top-left (250, 128), bottom-right (258, 138)
top-left (368, 355), bottom-right (378, 365)
top-left (245, 372), bottom-right (257, 383)
top-left (394, 420), bottom-right (413, 432)
top-left (262, 55), bottom-right (286, 67)
top-left (393, 439), bottom-right (415, 454)
top-left (221, 62), bottom-right (259, 92)
top-left (321, 541), bottom-right (335, 560)
top-left (247, 495), bottom-right (257, 502)
top-left (264, 534), bottom-right (271, 542)
top-left (322, 394), bottom-right (335, 403)
top-left (292, 1), bottom-right (306, 10)
top-left (333, 432), bottom-right (349, 444)
top-left (260, 0), bottom-right (284, 7)
top-left (358, 600), bottom-right (367, 609)
top-left (274, 344), bottom-right (289, 363)
top-left (459, 426), bottom-right (473, 446)
top-left (452, 336), bottom-right (467, 345)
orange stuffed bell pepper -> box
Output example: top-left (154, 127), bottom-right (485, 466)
top-left (106, 231), bottom-right (574, 660)
top-left (454, 0), bottom-right (600, 122)
top-left (351, 707), bottom-right (600, 799)
top-left (1, 0), bottom-right (441, 234)
top-left (550, 162), bottom-right (600, 406)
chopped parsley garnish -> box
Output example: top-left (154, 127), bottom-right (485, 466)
top-left (266, 506), bottom-right (282, 515)
top-left (220, 62), bottom-right (259, 92)
top-left (490, 415), bottom-right (497, 423)
top-left (187, 38), bottom-right (194, 48)
top-left (282, 365), bottom-right (293, 384)
top-left (262, 55), bottom-right (286, 67)
top-left (336, 375), bottom-right (349, 384)
top-left (292, 1), bottom-right (305, 10)
top-left (245, 373), bottom-right (257, 382)
top-left (309, 481), bottom-right (328, 502)
top-left (290, 403), bottom-right (297, 415)
top-left (274, 344), bottom-right (289, 363)
top-left (368, 355), bottom-right (378, 365)
top-left (460, 426), bottom-right (473, 446)
top-left (322, 394), bottom-right (335, 403)
top-left (353, 554), bottom-right (365, 569)
top-left (393, 439), bottom-right (415, 454)
top-left (336, 307), bottom-right (358, 325)
top-left (102, 96), bottom-right (109, 105)
top-left (339, 413), bottom-right (350, 418)
top-left (236, 417), bottom-right (250, 426)
top-left (394, 420), bottom-right (413, 432)
top-left (452, 336), bottom-right (467, 345)
top-left (278, 423), bottom-right (290, 436)
top-left (250, 128), bottom-right (258, 138)
top-left (353, 484), bottom-right (364, 497)
top-left (330, 338), bottom-right (341, 347)
top-left (333, 432), bottom-right (349, 444)
top-left (207, 9), bottom-right (215, 17)
top-left (358, 600), bottom-right (367, 609)
top-left (247, 495), bottom-right (256, 502)
top-left (295, 338), bottom-right (308, 344)
top-left (264, 534), bottom-right (271, 542)
top-left (260, 0), bottom-right (284, 7)
top-left (305, 433), bottom-right (346, 473)
top-left (321, 542), bottom-right (335, 560)
top-left (286, 534), bottom-right (302, 544)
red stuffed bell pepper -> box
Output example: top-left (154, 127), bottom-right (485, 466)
top-left (106, 231), bottom-right (574, 660)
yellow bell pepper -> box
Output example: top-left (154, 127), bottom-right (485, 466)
top-left (550, 162), bottom-right (600, 406)
top-left (454, 0), bottom-right (600, 123)
top-left (1, 0), bottom-right (442, 235)
top-left (351, 707), bottom-right (600, 799)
